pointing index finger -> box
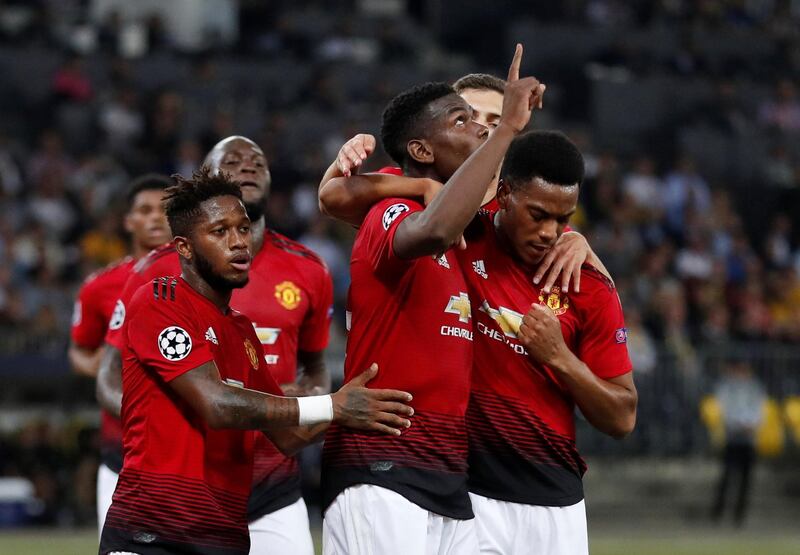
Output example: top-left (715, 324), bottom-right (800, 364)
top-left (507, 43), bottom-right (523, 82)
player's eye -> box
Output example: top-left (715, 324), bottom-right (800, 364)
top-left (212, 228), bottom-right (225, 235)
top-left (455, 116), bottom-right (466, 126)
top-left (239, 225), bottom-right (250, 233)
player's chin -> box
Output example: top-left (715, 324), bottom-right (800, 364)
top-left (225, 274), bottom-right (249, 289)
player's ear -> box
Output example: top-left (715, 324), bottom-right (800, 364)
top-left (407, 139), bottom-right (434, 165)
top-left (174, 236), bottom-right (193, 260)
top-left (497, 179), bottom-right (512, 209)
top-left (123, 212), bottom-right (134, 234)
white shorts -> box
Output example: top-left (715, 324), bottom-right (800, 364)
top-left (470, 493), bottom-right (588, 555)
top-left (323, 484), bottom-right (479, 555)
top-left (248, 496), bottom-right (314, 555)
top-left (97, 463), bottom-right (119, 538)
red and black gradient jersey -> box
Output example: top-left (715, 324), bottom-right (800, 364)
top-left (322, 198), bottom-right (474, 519)
top-left (105, 235), bottom-right (333, 520)
top-left (457, 211), bottom-right (632, 506)
top-left (100, 277), bottom-right (282, 555)
top-left (71, 256), bottom-right (135, 473)
top-left (232, 229), bottom-right (333, 520)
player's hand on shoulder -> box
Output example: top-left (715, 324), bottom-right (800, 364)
top-left (331, 363), bottom-right (414, 436)
top-left (518, 303), bottom-right (569, 367)
top-left (533, 231), bottom-right (589, 294)
top-left (498, 44), bottom-right (547, 135)
top-left (337, 133), bottom-right (376, 177)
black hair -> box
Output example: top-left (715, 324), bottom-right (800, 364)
top-left (163, 166), bottom-right (243, 238)
top-left (452, 73), bottom-right (506, 95)
top-left (126, 173), bottom-right (173, 209)
top-left (380, 82), bottom-right (456, 166)
top-left (500, 130), bottom-right (585, 190)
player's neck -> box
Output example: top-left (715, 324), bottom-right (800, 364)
top-left (132, 242), bottom-right (158, 259)
top-left (482, 177), bottom-right (498, 206)
top-left (493, 211), bottom-right (538, 272)
top-left (404, 164), bottom-right (446, 183)
top-left (180, 266), bottom-right (232, 312)
top-left (250, 216), bottom-right (266, 255)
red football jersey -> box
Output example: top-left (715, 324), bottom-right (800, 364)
top-left (457, 212), bottom-right (632, 506)
top-left (104, 243), bottom-right (179, 351)
top-left (101, 277), bottom-right (281, 554)
top-left (71, 256), bottom-right (135, 473)
top-left (232, 229), bottom-right (333, 519)
top-left (105, 236), bottom-right (333, 520)
top-left (322, 198), bottom-right (474, 519)
top-left (72, 256), bottom-right (134, 349)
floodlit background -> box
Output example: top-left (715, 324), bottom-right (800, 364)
top-left (0, 1), bottom-right (799, 553)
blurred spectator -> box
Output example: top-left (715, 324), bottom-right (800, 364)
top-left (663, 155), bottom-right (711, 241)
top-left (711, 361), bottom-right (766, 527)
top-left (758, 79), bottom-right (800, 132)
top-left (51, 56), bottom-right (93, 104)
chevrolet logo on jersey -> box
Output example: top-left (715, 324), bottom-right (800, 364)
top-left (479, 300), bottom-right (523, 337)
top-left (444, 292), bottom-right (472, 323)
top-left (254, 326), bottom-right (280, 364)
top-left (254, 326), bottom-right (280, 345)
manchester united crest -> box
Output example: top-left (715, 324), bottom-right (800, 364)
top-left (538, 286), bottom-right (570, 316)
top-left (244, 338), bottom-right (259, 370)
top-left (274, 281), bottom-right (301, 310)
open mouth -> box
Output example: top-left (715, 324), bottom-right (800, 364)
top-left (229, 254), bottom-right (251, 272)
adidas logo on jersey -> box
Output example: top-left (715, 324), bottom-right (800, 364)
top-left (205, 327), bottom-right (218, 345)
top-left (435, 253), bottom-right (450, 269)
top-left (472, 260), bottom-right (488, 279)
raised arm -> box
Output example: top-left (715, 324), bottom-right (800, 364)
top-left (318, 134), bottom-right (440, 227)
top-left (394, 45), bottom-right (545, 259)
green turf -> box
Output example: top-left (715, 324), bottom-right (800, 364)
top-left (2, 528), bottom-right (799, 554)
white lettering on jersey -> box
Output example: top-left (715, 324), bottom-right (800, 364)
top-left (472, 259), bottom-right (488, 279)
top-left (204, 327), bottom-right (218, 345)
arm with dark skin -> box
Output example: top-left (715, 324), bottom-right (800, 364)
top-left (96, 344), bottom-right (123, 417)
top-left (318, 143), bottom-right (439, 228)
top-left (169, 361), bottom-right (414, 454)
top-left (517, 304), bottom-right (637, 439)
top-left (69, 343), bottom-right (103, 378)
top-left (533, 231), bottom-right (614, 294)
top-left (281, 349), bottom-right (332, 397)
top-left (394, 47), bottom-right (544, 259)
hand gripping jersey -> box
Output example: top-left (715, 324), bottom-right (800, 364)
top-left (456, 211), bottom-right (632, 506)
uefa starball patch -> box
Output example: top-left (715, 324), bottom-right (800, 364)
top-left (382, 203), bottom-right (410, 230)
top-left (109, 300), bottom-right (126, 330)
top-left (158, 326), bottom-right (193, 361)
top-left (615, 327), bottom-right (628, 344)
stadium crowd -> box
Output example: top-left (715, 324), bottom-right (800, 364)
top-left (0, 0), bottom-right (798, 528)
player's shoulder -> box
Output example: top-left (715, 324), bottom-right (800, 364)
top-left (367, 197), bottom-right (423, 229)
top-left (464, 209), bottom-right (494, 243)
top-left (128, 275), bottom-right (188, 314)
top-left (133, 242), bottom-right (179, 276)
top-left (265, 229), bottom-right (328, 271)
top-left (579, 264), bottom-right (616, 292)
top-left (81, 256), bottom-right (135, 290)
top-left (572, 264), bottom-right (618, 307)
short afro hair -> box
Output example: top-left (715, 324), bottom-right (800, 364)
top-left (380, 82), bottom-right (456, 166)
top-left (126, 173), bottom-right (173, 209)
top-left (453, 73), bottom-right (506, 95)
top-left (163, 166), bottom-right (243, 238)
top-left (500, 131), bottom-right (584, 190)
